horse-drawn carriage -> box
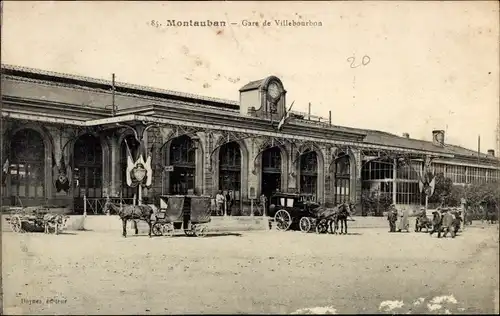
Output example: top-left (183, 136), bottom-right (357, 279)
top-left (6, 207), bottom-right (68, 234)
top-left (268, 193), bottom-right (354, 234)
top-left (152, 195), bottom-right (212, 237)
top-left (268, 193), bottom-right (320, 231)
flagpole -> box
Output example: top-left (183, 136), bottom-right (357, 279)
top-left (477, 135), bottom-right (480, 164)
top-left (111, 73), bottom-right (116, 116)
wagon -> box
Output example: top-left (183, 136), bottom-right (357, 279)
top-left (152, 195), bottom-right (212, 237)
top-left (268, 193), bottom-right (320, 231)
top-left (6, 206), bottom-right (51, 233)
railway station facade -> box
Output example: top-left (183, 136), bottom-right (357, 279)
top-left (1, 65), bottom-right (499, 214)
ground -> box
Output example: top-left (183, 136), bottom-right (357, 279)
top-left (2, 223), bottom-right (499, 315)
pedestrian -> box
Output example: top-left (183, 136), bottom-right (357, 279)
top-left (397, 207), bottom-right (410, 232)
top-left (215, 190), bottom-right (225, 216)
top-left (387, 204), bottom-right (397, 232)
top-left (429, 211), bottom-right (443, 237)
top-left (259, 193), bottom-right (267, 216)
top-left (226, 190), bottom-right (233, 216)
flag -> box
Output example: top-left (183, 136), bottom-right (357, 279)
top-left (144, 143), bottom-right (154, 187)
top-left (418, 165), bottom-right (424, 193)
top-left (277, 101), bottom-right (295, 131)
top-left (429, 176), bottom-right (436, 196)
top-left (2, 158), bottom-right (9, 185)
top-left (124, 139), bottom-right (135, 187)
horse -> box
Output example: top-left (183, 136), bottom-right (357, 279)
top-left (312, 204), bottom-right (341, 234)
top-left (335, 203), bottom-right (354, 235)
top-left (315, 203), bottom-right (351, 235)
top-left (450, 210), bottom-right (463, 233)
top-left (415, 211), bottom-right (432, 232)
top-left (103, 200), bottom-right (155, 238)
top-left (43, 214), bottom-right (69, 235)
top-left (440, 211), bottom-right (456, 238)
top-left (429, 211), bottom-right (442, 237)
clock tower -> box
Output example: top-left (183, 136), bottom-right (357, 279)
top-left (239, 76), bottom-right (287, 120)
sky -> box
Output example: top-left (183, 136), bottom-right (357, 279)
top-left (2, 1), bottom-right (499, 152)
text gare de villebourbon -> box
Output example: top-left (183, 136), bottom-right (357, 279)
top-left (150, 19), bottom-right (323, 28)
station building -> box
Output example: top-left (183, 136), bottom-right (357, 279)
top-left (1, 65), bottom-right (499, 214)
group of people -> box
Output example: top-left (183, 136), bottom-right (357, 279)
top-left (386, 204), bottom-right (410, 232)
top-left (213, 190), bottom-right (234, 216)
top-left (387, 203), bottom-right (466, 237)
top-left (428, 207), bottom-right (463, 238)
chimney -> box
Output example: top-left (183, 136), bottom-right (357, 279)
top-left (487, 149), bottom-right (495, 157)
top-left (432, 130), bottom-right (445, 146)
top-left (402, 133), bottom-right (410, 139)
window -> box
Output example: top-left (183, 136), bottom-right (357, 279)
top-left (169, 135), bottom-right (195, 166)
top-left (300, 151), bottom-right (317, 199)
top-left (396, 162), bottom-right (420, 181)
top-left (262, 147), bottom-right (281, 173)
top-left (445, 165), bottom-right (466, 183)
top-left (396, 182), bottom-right (421, 204)
top-left (362, 160), bottom-right (393, 181)
top-left (219, 142), bottom-right (241, 205)
top-left (9, 129), bottom-right (45, 201)
top-left (74, 134), bottom-right (103, 198)
top-left (335, 155), bottom-right (350, 204)
top-left (168, 135), bottom-right (196, 195)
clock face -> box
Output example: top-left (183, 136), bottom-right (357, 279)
top-left (268, 82), bottom-right (280, 99)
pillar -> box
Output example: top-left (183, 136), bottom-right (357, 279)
top-left (245, 137), bottom-right (261, 198)
top-left (392, 158), bottom-right (397, 204)
top-left (109, 133), bottom-right (120, 197)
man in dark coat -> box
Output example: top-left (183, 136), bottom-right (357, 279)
top-left (387, 204), bottom-right (398, 232)
top-left (429, 210), bottom-right (443, 238)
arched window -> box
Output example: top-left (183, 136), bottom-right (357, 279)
top-left (120, 135), bottom-right (140, 198)
top-left (168, 135), bottom-right (195, 194)
top-left (334, 155), bottom-right (350, 204)
top-left (9, 129), bottom-right (45, 204)
top-left (73, 134), bottom-right (102, 199)
top-left (261, 147), bottom-right (281, 197)
top-left (219, 142), bottom-right (241, 211)
top-left (300, 151), bottom-right (317, 199)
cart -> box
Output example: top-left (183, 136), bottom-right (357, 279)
top-left (268, 193), bottom-right (320, 231)
top-left (152, 195), bottom-right (212, 237)
top-left (6, 207), bottom-right (51, 233)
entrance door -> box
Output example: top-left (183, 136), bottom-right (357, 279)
top-left (73, 134), bottom-right (102, 213)
top-left (261, 146), bottom-right (282, 208)
top-left (261, 172), bottom-right (281, 198)
top-left (170, 167), bottom-right (195, 195)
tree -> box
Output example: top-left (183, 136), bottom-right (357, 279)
top-left (428, 173), bottom-right (453, 205)
top-left (361, 190), bottom-right (392, 216)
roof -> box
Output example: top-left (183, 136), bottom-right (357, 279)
top-left (349, 127), bottom-right (495, 160)
top-left (1, 64), bottom-right (239, 110)
top-left (1, 64), bottom-right (498, 162)
top-left (239, 78), bottom-right (265, 92)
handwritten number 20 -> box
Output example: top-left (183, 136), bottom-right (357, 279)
top-left (347, 55), bottom-right (371, 68)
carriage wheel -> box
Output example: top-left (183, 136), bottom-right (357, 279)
top-left (152, 223), bottom-right (164, 236)
top-left (299, 217), bottom-right (312, 233)
top-left (315, 219), bottom-right (329, 234)
top-left (162, 223), bottom-right (175, 237)
top-left (274, 209), bottom-right (292, 231)
top-left (194, 225), bottom-right (208, 238)
top-left (10, 215), bottom-right (23, 233)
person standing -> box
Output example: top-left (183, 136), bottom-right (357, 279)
top-left (259, 193), bottom-right (267, 216)
top-left (387, 204), bottom-right (397, 232)
top-left (215, 190), bottom-right (225, 216)
top-left (225, 190), bottom-right (233, 216)
top-left (397, 207), bottom-right (409, 232)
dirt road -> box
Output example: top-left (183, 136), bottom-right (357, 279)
top-left (2, 225), bottom-right (499, 314)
